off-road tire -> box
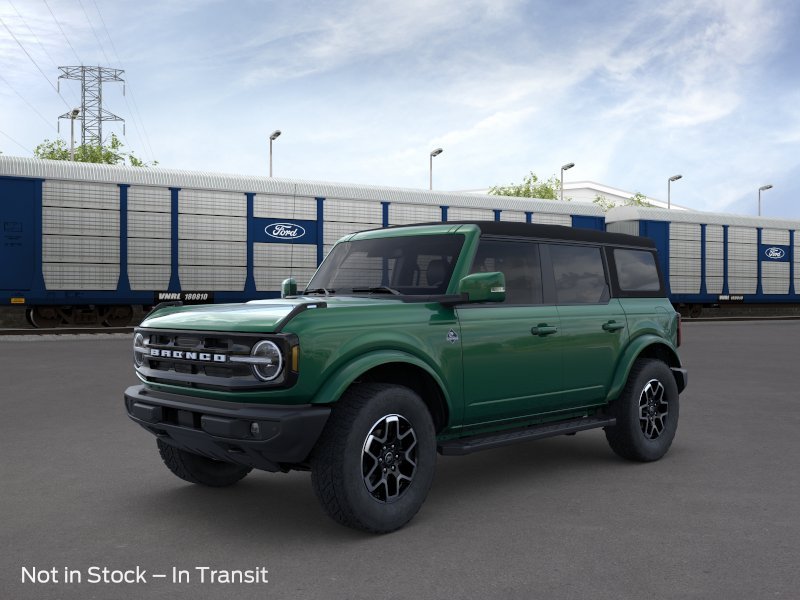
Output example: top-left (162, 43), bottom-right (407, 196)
top-left (310, 383), bottom-right (437, 534)
top-left (605, 359), bottom-right (679, 462)
top-left (157, 439), bottom-right (252, 487)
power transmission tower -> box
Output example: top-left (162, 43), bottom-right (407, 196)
top-left (57, 66), bottom-right (125, 146)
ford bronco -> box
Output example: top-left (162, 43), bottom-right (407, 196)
top-left (125, 222), bottom-right (687, 533)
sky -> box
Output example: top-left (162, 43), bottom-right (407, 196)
top-left (1, 0), bottom-right (800, 218)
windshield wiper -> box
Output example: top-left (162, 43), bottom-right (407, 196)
top-left (351, 286), bottom-right (402, 295)
top-left (304, 288), bottom-right (335, 296)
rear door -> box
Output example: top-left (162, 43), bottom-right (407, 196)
top-left (0, 177), bottom-right (36, 290)
top-left (543, 243), bottom-right (628, 406)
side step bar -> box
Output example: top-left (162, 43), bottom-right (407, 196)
top-left (437, 416), bottom-right (616, 456)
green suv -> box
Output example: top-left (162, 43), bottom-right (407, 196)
top-left (125, 222), bottom-right (687, 533)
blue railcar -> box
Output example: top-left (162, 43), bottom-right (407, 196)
top-left (606, 206), bottom-right (800, 317)
top-left (0, 156), bottom-right (605, 326)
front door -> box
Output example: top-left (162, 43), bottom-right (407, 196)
top-left (458, 239), bottom-right (564, 428)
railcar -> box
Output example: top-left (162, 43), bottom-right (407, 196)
top-left (0, 156), bottom-right (605, 326)
top-left (606, 206), bottom-right (800, 317)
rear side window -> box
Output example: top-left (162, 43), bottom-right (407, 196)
top-left (613, 249), bottom-right (660, 292)
top-left (549, 245), bottom-right (609, 304)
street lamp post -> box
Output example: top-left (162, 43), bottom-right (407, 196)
top-left (269, 130), bottom-right (281, 177)
top-left (429, 148), bottom-right (443, 190)
top-left (560, 162), bottom-right (575, 201)
top-left (758, 184), bottom-right (773, 216)
top-left (69, 108), bottom-right (80, 161)
top-left (668, 174), bottom-right (683, 209)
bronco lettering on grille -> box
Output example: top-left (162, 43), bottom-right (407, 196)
top-left (150, 349), bottom-right (227, 362)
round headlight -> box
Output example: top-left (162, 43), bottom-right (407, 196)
top-left (251, 340), bottom-right (283, 381)
top-left (133, 333), bottom-right (145, 367)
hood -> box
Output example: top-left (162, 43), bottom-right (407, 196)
top-left (140, 296), bottom-right (401, 333)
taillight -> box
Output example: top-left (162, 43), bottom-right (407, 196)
top-left (676, 314), bottom-right (682, 347)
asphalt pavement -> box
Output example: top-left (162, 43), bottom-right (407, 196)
top-left (0, 321), bottom-right (798, 599)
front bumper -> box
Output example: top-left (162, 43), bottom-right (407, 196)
top-left (124, 385), bottom-right (330, 472)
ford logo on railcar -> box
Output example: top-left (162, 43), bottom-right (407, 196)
top-left (765, 247), bottom-right (786, 259)
top-left (265, 223), bottom-right (306, 239)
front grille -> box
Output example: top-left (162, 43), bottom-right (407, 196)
top-left (135, 329), bottom-right (294, 391)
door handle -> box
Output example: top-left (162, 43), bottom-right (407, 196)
top-left (531, 324), bottom-right (558, 337)
top-left (602, 320), bottom-right (625, 332)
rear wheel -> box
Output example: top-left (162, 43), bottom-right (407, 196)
top-left (102, 305), bottom-right (133, 327)
top-left (311, 383), bottom-right (436, 533)
top-left (157, 439), bottom-right (252, 487)
top-left (605, 359), bottom-right (679, 462)
top-left (27, 306), bottom-right (61, 328)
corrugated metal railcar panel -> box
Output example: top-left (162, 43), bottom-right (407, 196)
top-left (761, 229), bottom-right (790, 245)
top-left (179, 241), bottom-right (247, 266)
top-left (448, 207), bottom-right (495, 221)
top-left (179, 266), bottom-right (247, 290)
top-left (705, 240), bottom-right (724, 260)
top-left (42, 180), bottom-right (118, 210)
top-left (255, 268), bottom-right (318, 292)
top-left (795, 230), bottom-right (800, 291)
top-left (728, 226), bottom-right (757, 244)
top-left (761, 262), bottom-right (790, 294)
top-left (727, 243), bottom-right (758, 260)
top-left (728, 277), bottom-right (757, 294)
top-left (254, 195), bottom-right (317, 220)
top-left (179, 189), bottom-right (246, 217)
top-left (324, 222), bottom-right (378, 246)
top-left (531, 213), bottom-right (572, 226)
top-left (42, 207), bottom-right (119, 237)
top-left (325, 199), bottom-right (383, 224)
top-left (253, 243), bottom-right (317, 269)
top-left (706, 276), bottom-right (724, 294)
top-left (669, 275), bottom-right (700, 294)
top-left (669, 239), bottom-right (701, 260)
top-left (129, 265), bottom-right (171, 290)
top-left (388, 203), bottom-right (442, 225)
top-left (499, 211), bottom-right (526, 223)
top-left (705, 225), bottom-right (724, 242)
top-left (42, 235), bottom-right (119, 264)
top-left (128, 186), bottom-right (171, 213)
top-left (706, 258), bottom-right (724, 278)
top-left (179, 214), bottom-right (246, 242)
top-left (606, 221), bottom-right (639, 236)
top-left (669, 222), bottom-right (701, 241)
top-left (129, 238), bottom-right (171, 264)
top-left (669, 258), bottom-right (701, 276)
top-left (43, 263), bottom-right (119, 290)
top-left (728, 261), bottom-right (758, 278)
top-left (129, 212), bottom-right (170, 239)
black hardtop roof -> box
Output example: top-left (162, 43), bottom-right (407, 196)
top-left (404, 221), bottom-right (655, 249)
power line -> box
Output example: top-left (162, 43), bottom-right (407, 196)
top-left (0, 72), bottom-right (61, 133)
top-left (0, 128), bottom-right (33, 154)
top-left (43, 0), bottom-right (83, 65)
top-left (89, 0), bottom-right (156, 162)
top-left (76, 0), bottom-right (113, 66)
top-left (6, 0), bottom-right (81, 107)
top-left (0, 14), bottom-right (71, 109)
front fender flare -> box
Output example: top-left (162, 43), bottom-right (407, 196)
top-left (310, 349), bottom-right (454, 411)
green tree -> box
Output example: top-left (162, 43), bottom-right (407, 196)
top-left (489, 172), bottom-right (565, 200)
top-left (593, 191), bottom-right (653, 212)
top-left (34, 133), bottom-right (157, 166)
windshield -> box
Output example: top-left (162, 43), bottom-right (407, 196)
top-left (306, 233), bottom-right (465, 295)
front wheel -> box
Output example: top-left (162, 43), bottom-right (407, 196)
top-left (605, 359), bottom-right (679, 462)
top-left (310, 383), bottom-right (437, 533)
top-left (157, 439), bottom-right (252, 487)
